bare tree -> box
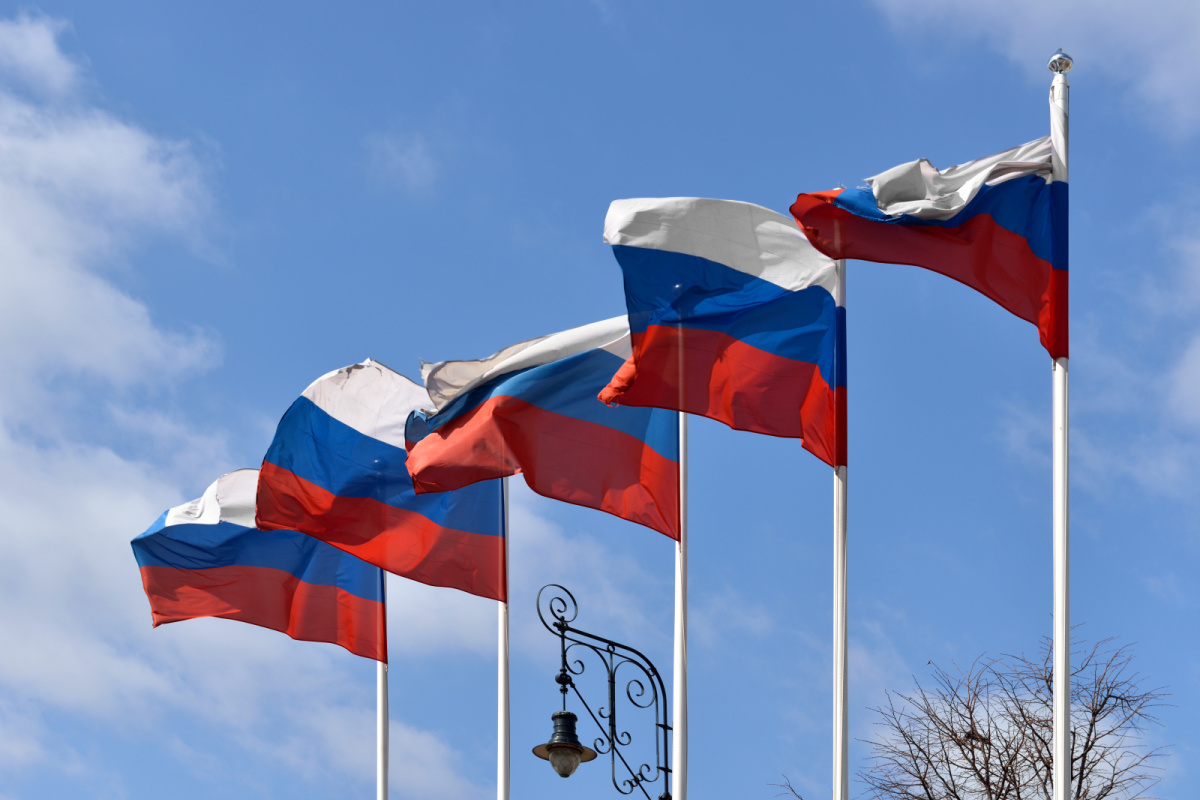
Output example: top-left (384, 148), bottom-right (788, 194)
top-left (775, 638), bottom-right (1167, 800)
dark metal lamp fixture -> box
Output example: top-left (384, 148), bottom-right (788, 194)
top-left (531, 584), bottom-right (671, 799)
top-left (532, 710), bottom-right (598, 778)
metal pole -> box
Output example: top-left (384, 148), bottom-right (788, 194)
top-left (1052, 357), bottom-right (1070, 800)
top-left (1049, 51), bottom-right (1072, 800)
top-left (832, 259), bottom-right (849, 800)
top-left (672, 412), bottom-right (688, 800)
top-left (498, 477), bottom-right (511, 800)
top-left (377, 575), bottom-right (389, 800)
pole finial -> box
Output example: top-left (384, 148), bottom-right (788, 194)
top-left (1048, 49), bottom-right (1073, 74)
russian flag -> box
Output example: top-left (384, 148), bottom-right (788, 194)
top-left (132, 469), bottom-right (387, 662)
top-left (256, 361), bottom-right (506, 602)
top-left (790, 124), bottom-right (1067, 359)
top-left (599, 198), bottom-right (845, 467)
top-left (405, 317), bottom-right (680, 538)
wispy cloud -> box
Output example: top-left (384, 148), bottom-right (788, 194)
top-left (366, 131), bottom-right (438, 193)
top-left (850, 617), bottom-right (917, 733)
top-left (0, 21), bottom-right (217, 428)
top-left (992, 200), bottom-right (1200, 500)
top-left (1168, 334), bottom-right (1200, 426)
top-left (690, 584), bottom-right (775, 649)
top-left (1142, 570), bottom-right (1194, 608)
top-left (505, 481), bottom-right (673, 657)
top-left (1081, 224), bottom-right (1200, 495)
top-left (869, 0), bottom-right (1200, 135)
top-left (0, 14), bottom-right (80, 97)
top-left (0, 18), bottom-right (657, 782)
top-left (0, 699), bottom-right (46, 768)
top-left (250, 701), bottom-right (489, 800)
top-left (0, 17), bottom-right (484, 796)
top-left (587, 0), bottom-right (619, 27)
top-left (380, 480), bottom-right (673, 661)
top-left (0, 9), bottom-right (225, 745)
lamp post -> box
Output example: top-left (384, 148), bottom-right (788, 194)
top-left (532, 584), bottom-right (672, 800)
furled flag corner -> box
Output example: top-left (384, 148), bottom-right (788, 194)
top-left (405, 317), bottom-right (681, 538)
top-left (791, 95), bottom-right (1067, 359)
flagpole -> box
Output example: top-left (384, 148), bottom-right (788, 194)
top-left (832, 259), bottom-right (849, 800)
top-left (498, 477), bottom-right (511, 800)
top-left (1052, 349), bottom-right (1070, 800)
top-left (1048, 50), bottom-right (1072, 800)
top-left (672, 411), bottom-right (688, 800)
top-left (377, 574), bottom-right (389, 800)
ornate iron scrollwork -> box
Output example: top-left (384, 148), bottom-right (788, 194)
top-left (537, 584), bottom-right (672, 800)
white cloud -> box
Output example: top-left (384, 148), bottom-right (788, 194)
top-left (379, 481), bottom-right (654, 661)
top-left (248, 700), bottom-right (489, 800)
top-left (999, 336), bottom-right (1200, 500)
top-left (0, 23), bottom-right (646, 786)
top-left (1139, 226), bottom-right (1200, 317)
top-left (0, 699), bottom-right (46, 768)
top-left (163, 735), bottom-right (225, 780)
top-left (690, 584), bottom-right (775, 649)
top-left (1142, 570), bottom-right (1192, 607)
top-left (870, 0), bottom-right (1200, 134)
top-left (1168, 334), bottom-right (1200, 426)
top-left (504, 482), bottom-right (673, 658)
top-left (993, 203), bottom-right (1200, 500)
top-left (105, 405), bottom-right (233, 484)
top-left (367, 132), bottom-right (438, 193)
top-left (0, 20), bottom-right (217, 426)
top-left (849, 618), bottom-right (916, 733)
top-left (0, 45), bottom-right (223, 714)
top-left (0, 424), bottom-right (491, 795)
top-left (0, 17), bottom-right (485, 797)
top-left (387, 720), bottom-right (491, 800)
top-left (0, 14), bottom-right (79, 97)
top-left (587, 0), bottom-right (618, 27)
top-left (1082, 224), bottom-right (1200, 494)
top-left (998, 400), bottom-right (1050, 472)
top-left (386, 575), bottom-right (496, 658)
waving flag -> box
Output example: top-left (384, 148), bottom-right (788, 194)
top-left (790, 108), bottom-right (1067, 358)
top-left (132, 469), bottom-right (387, 661)
top-left (599, 197), bottom-right (845, 467)
top-left (257, 361), bottom-right (506, 601)
top-left (406, 317), bottom-right (680, 538)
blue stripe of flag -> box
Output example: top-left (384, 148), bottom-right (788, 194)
top-left (421, 348), bottom-right (679, 463)
top-left (832, 175), bottom-right (1064, 270)
top-left (612, 245), bottom-right (844, 389)
top-left (265, 397), bottom-right (503, 538)
top-left (132, 519), bottom-right (384, 603)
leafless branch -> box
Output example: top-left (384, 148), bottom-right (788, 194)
top-left (856, 637), bottom-right (1167, 800)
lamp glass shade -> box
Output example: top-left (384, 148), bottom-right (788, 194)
top-left (548, 745), bottom-right (582, 778)
top-left (532, 710), bottom-right (597, 778)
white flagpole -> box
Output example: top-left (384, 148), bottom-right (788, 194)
top-left (377, 574), bottom-right (389, 800)
top-left (672, 412), bottom-right (689, 800)
top-left (832, 259), bottom-right (849, 800)
top-left (498, 477), bottom-right (511, 800)
top-left (1048, 49), bottom-right (1072, 800)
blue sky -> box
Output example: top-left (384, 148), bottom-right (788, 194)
top-left (0, 2), bottom-right (1196, 798)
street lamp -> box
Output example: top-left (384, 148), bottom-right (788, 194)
top-left (531, 584), bottom-right (672, 800)
top-left (532, 710), bottom-right (597, 778)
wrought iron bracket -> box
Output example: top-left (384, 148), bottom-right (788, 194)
top-left (537, 584), bottom-right (672, 800)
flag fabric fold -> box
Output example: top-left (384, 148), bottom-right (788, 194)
top-left (132, 469), bottom-right (387, 661)
top-left (406, 317), bottom-right (680, 538)
top-left (790, 95), bottom-right (1067, 358)
top-left (599, 197), bottom-right (845, 467)
top-left (256, 360), bottom-right (506, 601)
